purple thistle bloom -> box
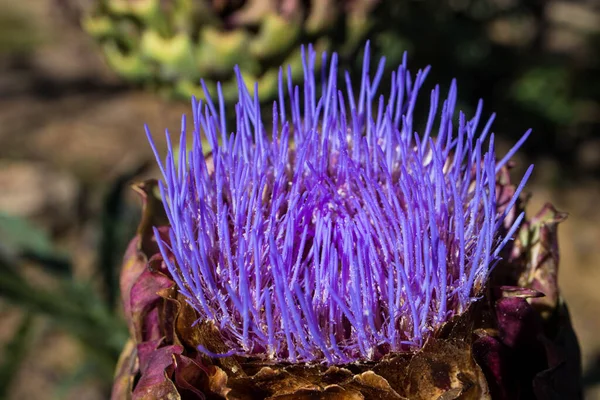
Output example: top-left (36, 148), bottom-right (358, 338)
top-left (147, 42), bottom-right (532, 364)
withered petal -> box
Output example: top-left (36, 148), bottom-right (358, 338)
top-left (133, 344), bottom-right (183, 400)
top-left (405, 338), bottom-right (490, 400)
top-left (111, 339), bottom-right (138, 400)
top-left (130, 269), bottom-right (176, 342)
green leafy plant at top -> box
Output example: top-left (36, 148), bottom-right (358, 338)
top-left (80, 0), bottom-right (379, 101)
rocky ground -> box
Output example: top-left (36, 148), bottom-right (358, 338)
top-left (1, 0), bottom-right (599, 399)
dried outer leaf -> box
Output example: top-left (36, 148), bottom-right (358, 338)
top-left (265, 372), bottom-right (407, 400)
top-left (111, 339), bottom-right (139, 400)
top-left (371, 353), bottom-right (412, 395)
top-left (120, 236), bottom-right (146, 338)
top-left (533, 364), bottom-right (570, 400)
top-left (470, 257), bottom-right (582, 400)
top-left (121, 237), bottom-right (171, 340)
top-left (173, 354), bottom-right (231, 399)
top-left (195, 320), bottom-right (244, 376)
top-left (156, 283), bottom-right (179, 346)
top-left (225, 363), bottom-right (331, 398)
top-left (225, 364), bottom-right (407, 400)
top-left (473, 289), bottom-right (554, 399)
top-left (472, 332), bottom-right (510, 400)
top-left (533, 302), bottom-right (583, 399)
top-left (434, 300), bottom-right (488, 343)
top-left (547, 302), bottom-right (581, 375)
top-left (133, 343), bottom-right (183, 400)
top-left (266, 386), bottom-right (365, 400)
top-left (138, 338), bottom-right (167, 372)
top-left (131, 180), bottom-right (170, 255)
top-left (522, 204), bottom-right (567, 319)
top-left (244, 366), bottom-right (321, 396)
top-left (130, 268), bottom-right (175, 342)
top-left (121, 180), bottom-right (170, 339)
top-left (170, 291), bottom-right (207, 350)
top-left (511, 203), bottom-right (567, 314)
top-left (116, 179), bottom-right (211, 398)
top-left (346, 371), bottom-right (405, 399)
top-left (158, 285), bottom-right (244, 377)
top-left (495, 295), bottom-right (544, 351)
top-left (486, 280), bottom-right (545, 380)
top-left (173, 355), bottom-right (206, 398)
top-left (405, 338), bottom-right (490, 400)
top-left (207, 364), bottom-right (230, 398)
top-left (477, 200), bottom-right (581, 398)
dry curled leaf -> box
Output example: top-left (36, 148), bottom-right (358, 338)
top-left (405, 338), bottom-right (490, 400)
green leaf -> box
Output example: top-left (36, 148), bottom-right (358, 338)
top-left (0, 212), bottom-right (70, 274)
top-left (0, 212), bottom-right (54, 255)
top-left (0, 313), bottom-right (34, 397)
top-left (0, 260), bottom-right (127, 372)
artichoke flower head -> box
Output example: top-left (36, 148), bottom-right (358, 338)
top-left (114, 43), bottom-right (582, 399)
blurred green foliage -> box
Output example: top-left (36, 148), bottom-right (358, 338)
top-left (0, 5), bottom-right (39, 54)
top-left (0, 165), bottom-right (143, 397)
top-left (0, 313), bottom-right (33, 396)
top-left (79, 0), bottom-right (377, 101)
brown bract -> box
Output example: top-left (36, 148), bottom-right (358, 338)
top-left (111, 175), bottom-right (582, 399)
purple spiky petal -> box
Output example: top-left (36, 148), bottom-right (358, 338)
top-left (147, 42), bottom-right (532, 364)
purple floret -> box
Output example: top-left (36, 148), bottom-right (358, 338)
top-left (147, 42), bottom-right (532, 364)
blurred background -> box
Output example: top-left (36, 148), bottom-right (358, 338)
top-left (0, 0), bottom-right (599, 398)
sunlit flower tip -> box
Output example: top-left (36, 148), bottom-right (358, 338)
top-left (146, 42), bottom-right (533, 364)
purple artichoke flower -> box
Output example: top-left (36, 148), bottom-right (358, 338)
top-left (113, 43), bottom-right (582, 399)
top-left (147, 42), bottom-right (530, 364)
